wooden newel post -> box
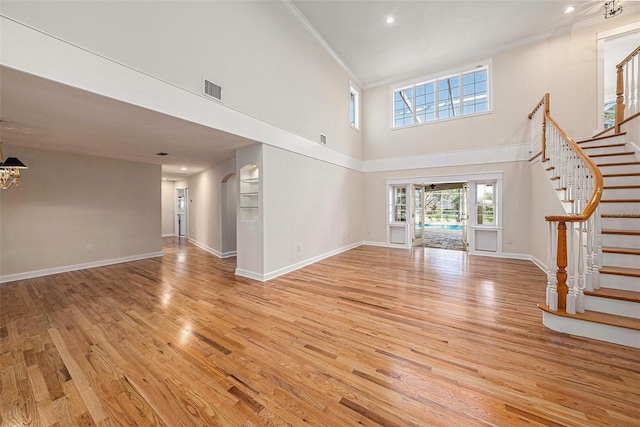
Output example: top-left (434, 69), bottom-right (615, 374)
top-left (556, 221), bottom-right (568, 309)
top-left (542, 93), bottom-right (550, 161)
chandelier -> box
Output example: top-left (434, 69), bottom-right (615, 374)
top-left (604, 0), bottom-right (623, 18)
top-left (0, 141), bottom-right (28, 190)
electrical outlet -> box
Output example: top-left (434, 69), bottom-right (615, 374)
top-left (296, 245), bottom-right (301, 252)
top-left (87, 243), bottom-right (93, 251)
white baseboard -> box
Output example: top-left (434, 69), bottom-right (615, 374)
top-left (235, 268), bottom-right (265, 282)
top-left (468, 250), bottom-right (532, 262)
top-left (188, 238), bottom-right (222, 258)
top-left (0, 251), bottom-right (164, 284)
top-left (530, 255), bottom-right (547, 273)
top-left (221, 251), bottom-right (237, 258)
top-left (235, 242), bottom-right (363, 282)
top-left (362, 240), bottom-right (410, 249)
top-left (162, 233), bottom-right (175, 237)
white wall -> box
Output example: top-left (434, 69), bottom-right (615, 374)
top-left (0, 146), bottom-right (161, 280)
top-left (236, 144), bottom-right (264, 278)
top-left (262, 145), bottom-right (363, 277)
top-left (529, 159), bottom-right (567, 268)
top-left (1, 0), bottom-right (362, 160)
top-left (161, 180), bottom-right (175, 236)
top-left (221, 174), bottom-right (238, 256)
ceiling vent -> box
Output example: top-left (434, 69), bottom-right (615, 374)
top-left (203, 79), bottom-right (222, 101)
top-left (320, 134), bottom-right (327, 145)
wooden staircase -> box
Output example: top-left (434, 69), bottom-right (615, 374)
top-left (540, 132), bottom-right (640, 348)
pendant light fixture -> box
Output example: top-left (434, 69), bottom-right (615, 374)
top-left (0, 141), bottom-right (28, 189)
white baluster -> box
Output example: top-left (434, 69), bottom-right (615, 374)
top-left (547, 221), bottom-right (558, 311)
top-left (594, 206), bottom-right (602, 290)
top-left (576, 220), bottom-right (585, 313)
top-left (586, 215), bottom-right (594, 292)
top-left (566, 222), bottom-right (577, 314)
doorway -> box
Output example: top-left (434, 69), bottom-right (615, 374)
top-left (597, 23), bottom-right (640, 130)
top-left (221, 173), bottom-right (237, 257)
top-left (421, 182), bottom-right (467, 251)
top-left (175, 187), bottom-right (188, 238)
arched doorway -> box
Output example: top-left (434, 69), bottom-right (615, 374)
top-left (221, 173), bottom-right (237, 257)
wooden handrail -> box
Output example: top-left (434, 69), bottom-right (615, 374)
top-left (616, 45), bottom-right (640, 69)
top-left (543, 114), bottom-right (604, 222)
top-left (528, 93), bottom-right (549, 119)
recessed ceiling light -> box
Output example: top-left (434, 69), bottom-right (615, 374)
top-left (180, 167), bottom-right (187, 171)
top-left (386, 16), bottom-right (394, 24)
top-left (564, 6), bottom-right (575, 14)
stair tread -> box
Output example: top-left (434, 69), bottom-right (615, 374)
top-left (602, 213), bottom-right (640, 218)
top-left (598, 162), bottom-right (640, 167)
top-left (576, 132), bottom-right (627, 144)
top-left (584, 287), bottom-right (640, 303)
top-left (590, 151), bottom-right (635, 158)
top-left (603, 172), bottom-right (640, 177)
top-left (582, 143), bottom-right (627, 150)
top-left (601, 229), bottom-right (640, 236)
top-left (601, 199), bottom-right (640, 203)
top-left (538, 303), bottom-right (640, 331)
top-left (600, 265), bottom-right (640, 277)
top-left (603, 246), bottom-right (640, 255)
top-left (604, 185), bottom-right (640, 189)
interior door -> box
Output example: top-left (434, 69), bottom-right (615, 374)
top-left (412, 185), bottom-right (424, 246)
top-left (461, 184), bottom-right (469, 251)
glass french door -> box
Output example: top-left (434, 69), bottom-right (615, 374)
top-left (461, 184), bottom-right (469, 251)
top-left (412, 185), bottom-right (424, 246)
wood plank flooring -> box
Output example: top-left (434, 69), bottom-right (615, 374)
top-left (2, 237), bottom-right (639, 426)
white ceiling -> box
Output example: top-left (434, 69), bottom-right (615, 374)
top-left (2, 1), bottom-right (638, 178)
top-left (291, 0), bottom-right (640, 87)
top-left (0, 67), bottom-right (255, 180)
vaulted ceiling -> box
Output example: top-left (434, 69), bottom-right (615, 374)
top-left (293, 0), bottom-right (635, 87)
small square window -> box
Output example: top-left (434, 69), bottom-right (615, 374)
top-left (349, 84), bottom-right (360, 129)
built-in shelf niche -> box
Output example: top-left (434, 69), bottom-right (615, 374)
top-left (240, 164), bottom-right (259, 222)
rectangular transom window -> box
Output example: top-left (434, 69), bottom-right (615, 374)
top-left (392, 64), bottom-right (490, 128)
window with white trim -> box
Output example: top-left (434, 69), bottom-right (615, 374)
top-left (349, 84), bottom-right (360, 129)
top-left (393, 65), bottom-right (489, 128)
top-left (475, 182), bottom-right (495, 226)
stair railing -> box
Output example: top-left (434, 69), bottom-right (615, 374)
top-left (615, 45), bottom-right (640, 133)
top-left (528, 94), bottom-right (604, 314)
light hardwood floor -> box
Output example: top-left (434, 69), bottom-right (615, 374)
top-left (2, 238), bottom-right (639, 426)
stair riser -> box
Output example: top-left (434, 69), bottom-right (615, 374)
top-left (601, 233), bottom-right (640, 248)
top-left (601, 217), bottom-right (640, 230)
top-left (583, 146), bottom-right (628, 156)
top-left (598, 164), bottom-right (640, 174)
top-left (584, 296), bottom-right (640, 319)
top-left (599, 202), bottom-right (640, 215)
top-left (603, 188), bottom-right (640, 199)
top-left (603, 175), bottom-right (640, 186)
top-left (599, 273), bottom-right (640, 292)
top-left (577, 136), bottom-right (627, 148)
top-left (542, 311), bottom-right (640, 348)
top-left (593, 155), bottom-right (638, 165)
top-left (603, 252), bottom-right (640, 269)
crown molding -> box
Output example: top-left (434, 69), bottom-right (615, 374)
top-left (281, 0), bottom-right (362, 88)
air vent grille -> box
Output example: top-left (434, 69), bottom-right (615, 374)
top-left (204, 79), bottom-right (222, 101)
top-left (320, 134), bottom-right (327, 145)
